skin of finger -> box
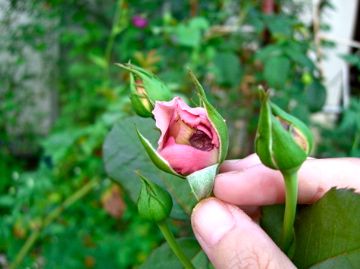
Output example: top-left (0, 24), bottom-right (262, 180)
top-left (191, 198), bottom-right (295, 269)
top-left (214, 158), bottom-right (360, 206)
top-left (219, 154), bottom-right (261, 173)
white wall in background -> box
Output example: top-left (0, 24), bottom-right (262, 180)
top-left (319, 0), bottom-right (359, 113)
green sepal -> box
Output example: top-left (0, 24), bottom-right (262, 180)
top-left (255, 90), bottom-right (275, 169)
top-left (271, 103), bottom-right (313, 155)
top-left (270, 116), bottom-right (307, 171)
top-left (137, 173), bottom-right (173, 222)
top-left (129, 73), bottom-right (154, 117)
top-left (255, 88), bottom-right (313, 172)
top-left (136, 128), bottom-right (184, 178)
top-left (187, 164), bottom-right (219, 201)
top-left (188, 70), bottom-right (229, 163)
top-left (117, 63), bottom-right (172, 102)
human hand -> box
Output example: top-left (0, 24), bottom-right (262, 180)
top-left (191, 154), bottom-right (360, 269)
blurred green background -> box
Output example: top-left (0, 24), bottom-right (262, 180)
top-left (1, 0), bottom-right (359, 268)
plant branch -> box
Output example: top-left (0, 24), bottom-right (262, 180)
top-left (104, 0), bottom-right (126, 75)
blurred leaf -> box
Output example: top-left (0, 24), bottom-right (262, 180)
top-left (173, 17), bottom-right (209, 48)
top-left (284, 42), bottom-right (314, 70)
top-left (103, 117), bottom-right (196, 219)
top-left (41, 130), bottom-right (84, 165)
top-left (339, 99), bottom-right (360, 132)
top-left (255, 44), bottom-right (282, 62)
top-left (341, 54), bottom-right (360, 70)
top-left (140, 238), bottom-right (210, 269)
top-left (266, 15), bottom-right (293, 37)
top-left (264, 56), bottom-right (290, 88)
top-left (213, 52), bottom-right (243, 87)
top-left (306, 81), bottom-right (326, 112)
top-left (89, 54), bottom-right (107, 69)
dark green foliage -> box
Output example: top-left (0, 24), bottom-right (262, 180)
top-left (1, 0), bottom-right (359, 268)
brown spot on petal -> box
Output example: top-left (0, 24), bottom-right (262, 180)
top-left (189, 130), bottom-right (214, 151)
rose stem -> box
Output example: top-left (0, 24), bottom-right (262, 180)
top-left (280, 170), bottom-right (299, 254)
top-left (157, 221), bottom-right (196, 269)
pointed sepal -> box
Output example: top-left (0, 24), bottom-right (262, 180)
top-left (188, 70), bottom-right (229, 163)
top-left (136, 128), bottom-right (184, 178)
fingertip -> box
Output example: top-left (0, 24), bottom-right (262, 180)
top-left (219, 153), bottom-right (261, 173)
top-left (191, 198), bottom-right (236, 247)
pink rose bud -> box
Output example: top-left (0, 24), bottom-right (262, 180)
top-left (153, 97), bottom-right (219, 175)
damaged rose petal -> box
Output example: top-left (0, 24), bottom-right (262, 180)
top-left (153, 97), bottom-right (219, 175)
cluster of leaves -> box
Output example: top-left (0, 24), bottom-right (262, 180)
top-left (1, 0), bottom-right (359, 268)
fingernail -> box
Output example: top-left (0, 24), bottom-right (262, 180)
top-left (192, 198), bottom-right (235, 246)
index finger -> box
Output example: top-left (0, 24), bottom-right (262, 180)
top-left (214, 158), bottom-right (360, 205)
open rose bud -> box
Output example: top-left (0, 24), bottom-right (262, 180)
top-left (134, 70), bottom-right (228, 200)
top-left (153, 97), bottom-right (219, 175)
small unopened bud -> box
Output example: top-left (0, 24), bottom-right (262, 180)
top-left (255, 89), bottom-right (313, 172)
top-left (130, 73), bottom-right (153, 117)
top-left (137, 174), bottom-right (173, 222)
top-left (118, 63), bottom-right (172, 104)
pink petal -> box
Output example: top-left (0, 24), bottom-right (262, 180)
top-left (159, 137), bottom-right (219, 175)
top-left (153, 97), bottom-right (219, 149)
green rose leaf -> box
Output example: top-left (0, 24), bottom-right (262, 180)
top-left (293, 188), bottom-right (360, 269)
top-left (187, 164), bottom-right (219, 201)
top-left (261, 188), bottom-right (360, 269)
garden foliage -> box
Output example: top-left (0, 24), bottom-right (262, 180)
top-left (1, 0), bottom-right (359, 268)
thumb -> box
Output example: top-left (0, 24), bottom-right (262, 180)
top-left (191, 198), bottom-right (295, 269)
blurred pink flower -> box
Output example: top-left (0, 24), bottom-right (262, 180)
top-left (132, 15), bottom-right (148, 28)
top-left (153, 97), bottom-right (219, 175)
